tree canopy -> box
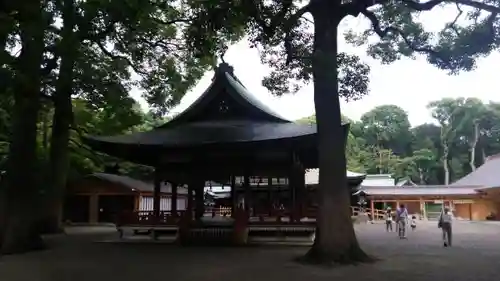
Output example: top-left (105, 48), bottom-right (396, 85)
top-left (302, 99), bottom-right (500, 184)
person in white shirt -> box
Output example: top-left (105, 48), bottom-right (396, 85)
top-left (438, 207), bottom-right (453, 247)
top-left (385, 207), bottom-right (393, 232)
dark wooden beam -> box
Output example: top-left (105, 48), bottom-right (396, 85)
top-left (230, 175), bottom-right (237, 216)
top-left (171, 182), bottom-right (178, 216)
top-left (153, 168), bottom-right (162, 218)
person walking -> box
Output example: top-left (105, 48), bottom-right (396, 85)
top-left (385, 207), bottom-right (393, 232)
top-left (438, 207), bottom-right (453, 247)
top-left (396, 204), bottom-right (409, 239)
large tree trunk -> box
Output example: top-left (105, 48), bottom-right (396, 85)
top-left (0, 0), bottom-right (46, 254)
top-left (302, 1), bottom-right (372, 265)
top-left (0, 2), bottom-right (14, 242)
top-left (418, 167), bottom-right (425, 184)
top-left (41, 105), bottom-right (51, 153)
top-left (469, 122), bottom-right (479, 171)
top-left (443, 143), bottom-right (450, 185)
top-left (43, 0), bottom-right (77, 234)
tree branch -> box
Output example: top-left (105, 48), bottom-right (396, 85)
top-left (68, 137), bottom-right (105, 165)
top-left (150, 17), bottom-right (194, 26)
top-left (447, 3), bottom-right (463, 36)
top-left (343, 0), bottom-right (500, 18)
top-left (79, 20), bottom-right (116, 42)
top-left (406, 0), bottom-right (500, 14)
top-left (94, 41), bottom-right (148, 75)
top-left (361, 9), bottom-right (452, 68)
top-left (283, 4), bottom-right (311, 65)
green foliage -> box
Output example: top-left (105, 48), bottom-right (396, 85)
top-left (345, 1), bottom-right (500, 74)
top-left (360, 105), bottom-right (412, 156)
top-left (298, 97), bottom-right (500, 184)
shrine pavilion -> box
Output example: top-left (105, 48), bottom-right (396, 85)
top-left (84, 63), bottom-right (355, 242)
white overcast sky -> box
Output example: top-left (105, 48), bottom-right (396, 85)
top-left (129, 6), bottom-right (499, 127)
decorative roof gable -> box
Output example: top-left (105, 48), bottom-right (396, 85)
top-left (159, 63), bottom-right (289, 129)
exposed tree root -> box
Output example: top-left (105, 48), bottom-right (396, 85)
top-left (296, 244), bottom-right (377, 267)
top-left (0, 234), bottom-right (45, 255)
top-left (0, 217), bottom-right (46, 255)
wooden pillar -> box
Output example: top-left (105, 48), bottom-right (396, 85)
top-left (243, 174), bottom-right (251, 214)
top-left (187, 181), bottom-right (194, 220)
top-left (419, 198), bottom-right (426, 220)
top-left (267, 176), bottom-right (272, 215)
top-left (133, 195), bottom-right (140, 211)
top-left (195, 181), bottom-right (205, 220)
top-left (89, 194), bottom-right (99, 224)
top-left (171, 183), bottom-right (178, 216)
top-left (230, 176), bottom-right (237, 217)
top-left (153, 169), bottom-right (162, 218)
top-left (469, 203), bottom-right (473, 220)
top-left (370, 200), bottom-right (375, 220)
top-left (288, 168), bottom-right (298, 222)
top-left (297, 169), bottom-right (305, 218)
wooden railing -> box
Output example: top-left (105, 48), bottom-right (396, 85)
top-left (351, 206), bottom-right (386, 220)
top-left (206, 207), bottom-right (232, 217)
top-left (118, 206), bottom-right (390, 227)
top-left (116, 211), bottom-right (187, 226)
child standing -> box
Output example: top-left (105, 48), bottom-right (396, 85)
top-left (385, 208), bottom-right (393, 232)
top-left (410, 215), bottom-right (417, 231)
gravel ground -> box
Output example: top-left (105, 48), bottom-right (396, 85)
top-left (1, 220), bottom-right (499, 281)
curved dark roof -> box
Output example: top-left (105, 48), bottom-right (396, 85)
top-left (159, 63), bottom-right (289, 129)
top-left (85, 121), bottom-right (319, 148)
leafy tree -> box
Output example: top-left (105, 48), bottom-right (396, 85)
top-left (395, 148), bottom-right (437, 184)
top-left (0, 0), bottom-right (48, 254)
top-left (1, 0), bottom-right (245, 252)
top-left (360, 105), bottom-right (412, 156)
top-left (427, 98), bottom-right (465, 185)
top-left (41, 0), bottom-right (248, 236)
top-left (193, 0), bottom-right (500, 264)
top-left (453, 98), bottom-right (489, 171)
top-left (297, 115), bottom-right (368, 172)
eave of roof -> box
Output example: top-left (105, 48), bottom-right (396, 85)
top-left (305, 169), bottom-right (366, 185)
top-left (84, 121), bottom-right (321, 148)
top-left (357, 185), bottom-right (479, 196)
top-left (89, 173), bottom-right (188, 194)
top-left (451, 154), bottom-right (500, 189)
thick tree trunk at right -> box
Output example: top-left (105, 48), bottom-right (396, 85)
top-left (0, 0), bottom-right (46, 253)
top-left (301, 1), bottom-right (372, 265)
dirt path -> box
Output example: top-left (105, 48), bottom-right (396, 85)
top-left (1, 221), bottom-right (499, 281)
